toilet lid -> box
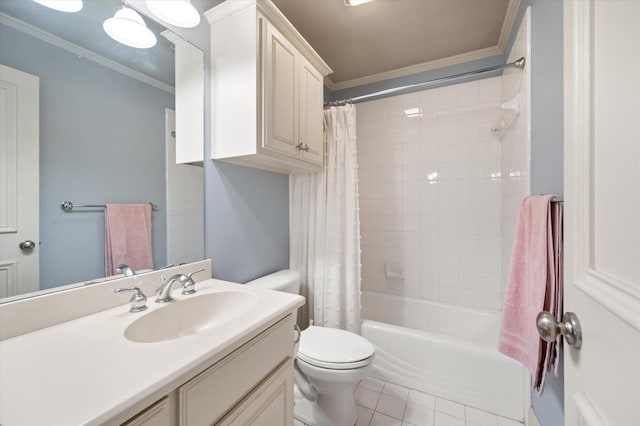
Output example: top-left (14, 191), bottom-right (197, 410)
top-left (297, 326), bottom-right (375, 370)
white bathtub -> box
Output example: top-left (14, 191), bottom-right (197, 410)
top-left (360, 291), bottom-right (528, 422)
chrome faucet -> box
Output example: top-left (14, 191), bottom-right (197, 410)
top-left (116, 264), bottom-right (136, 277)
top-left (155, 268), bottom-right (206, 303)
top-left (156, 274), bottom-right (188, 303)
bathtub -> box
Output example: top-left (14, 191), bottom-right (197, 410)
top-left (360, 291), bottom-right (528, 422)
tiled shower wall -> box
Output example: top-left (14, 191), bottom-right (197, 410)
top-left (356, 10), bottom-right (531, 312)
top-left (357, 77), bottom-right (505, 310)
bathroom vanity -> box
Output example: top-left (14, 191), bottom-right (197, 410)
top-left (0, 261), bottom-right (304, 425)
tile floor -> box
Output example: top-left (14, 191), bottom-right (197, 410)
top-left (294, 376), bottom-right (523, 426)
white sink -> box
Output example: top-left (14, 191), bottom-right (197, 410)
top-left (124, 290), bottom-right (258, 343)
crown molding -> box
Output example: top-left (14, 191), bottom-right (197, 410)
top-left (498, 0), bottom-right (521, 52)
top-left (324, 0), bottom-right (519, 92)
top-left (324, 45), bottom-right (503, 91)
top-left (0, 12), bottom-right (175, 94)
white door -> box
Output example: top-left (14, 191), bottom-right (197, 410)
top-left (0, 64), bottom-right (39, 298)
top-left (563, 1), bottom-right (640, 425)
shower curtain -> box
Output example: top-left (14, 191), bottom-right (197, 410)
top-left (290, 104), bottom-right (361, 333)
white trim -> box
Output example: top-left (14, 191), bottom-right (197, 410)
top-left (324, 0), bottom-right (520, 91)
top-left (576, 272), bottom-right (640, 332)
top-left (0, 262), bottom-right (17, 299)
top-left (0, 12), bottom-right (175, 94)
top-left (499, 0), bottom-right (521, 53)
top-left (564, 0), bottom-right (640, 332)
top-left (324, 45), bottom-right (504, 91)
top-left (573, 393), bottom-right (606, 426)
top-left (0, 79), bottom-right (17, 234)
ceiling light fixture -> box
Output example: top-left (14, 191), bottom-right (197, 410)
top-left (32, 0), bottom-right (83, 13)
top-left (145, 0), bottom-right (201, 28)
top-left (103, 6), bottom-right (157, 49)
top-left (343, 0), bottom-right (372, 6)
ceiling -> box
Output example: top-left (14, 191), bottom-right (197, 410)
top-left (271, 0), bottom-right (516, 90)
top-left (3, 0), bottom-right (516, 92)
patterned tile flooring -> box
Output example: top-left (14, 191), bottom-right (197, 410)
top-left (294, 376), bottom-right (524, 426)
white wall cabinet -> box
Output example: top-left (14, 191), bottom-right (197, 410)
top-left (206, 0), bottom-right (331, 174)
top-left (119, 316), bottom-right (294, 426)
top-left (163, 32), bottom-right (205, 165)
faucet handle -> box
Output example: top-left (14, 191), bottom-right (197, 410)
top-left (186, 268), bottom-right (206, 280)
top-left (114, 287), bottom-right (148, 313)
top-left (182, 268), bottom-right (206, 296)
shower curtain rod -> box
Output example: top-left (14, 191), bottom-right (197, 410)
top-left (325, 57), bottom-right (526, 107)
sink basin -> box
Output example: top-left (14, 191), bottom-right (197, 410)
top-left (124, 291), bottom-right (258, 343)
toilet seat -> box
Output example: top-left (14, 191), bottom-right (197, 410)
top-left (297, 326), bottom-right (375, 370)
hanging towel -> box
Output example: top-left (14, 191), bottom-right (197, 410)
top-left (539, 200), bottom-right (563, 388)
top-left (104, 204), bottom-right (153, 276)
top-left (498, 195), bottom-right (563, 393)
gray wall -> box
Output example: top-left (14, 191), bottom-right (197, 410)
top-left (519, 0), bottom-right (565, 424)
top-left (529, 0), bottom-right (564, 197)
top-left (173, 0), bottom-right (290, 283)
top-left (0, 23), bottom-right (172, 289)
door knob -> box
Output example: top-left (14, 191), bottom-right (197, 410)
top-left (19, 240), bottom-right (36, 250)
top-left (536, 311), bottom-right (582, 349)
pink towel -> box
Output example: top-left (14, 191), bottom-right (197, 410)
top-left (104, 204), bottom-right (154, 276)
top-left (498, 195), bottom-right (563, 393)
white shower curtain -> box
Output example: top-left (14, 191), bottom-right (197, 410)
top-left (290, 104), bottom-right (361, 333)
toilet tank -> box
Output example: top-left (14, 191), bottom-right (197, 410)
top-left (244, 270), bottom-right (301, 294)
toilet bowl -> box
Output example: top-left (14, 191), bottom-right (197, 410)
top-left (246, 270), bottom-right (376, 426)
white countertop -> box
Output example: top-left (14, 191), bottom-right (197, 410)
top-left (0, 279), bottom-right (304, 426)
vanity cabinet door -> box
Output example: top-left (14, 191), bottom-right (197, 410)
top-left (178, 316), bottom-right (293, 426)
top-left (123, 397), bottom-right (173, 426)
top-left (216, 359), bottom-right (293, 426)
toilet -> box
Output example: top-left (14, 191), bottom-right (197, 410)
top-left (246, 270), bottom-right (375, 426)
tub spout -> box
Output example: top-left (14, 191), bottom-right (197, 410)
top-left (116, 264), bottom-right (136, 277)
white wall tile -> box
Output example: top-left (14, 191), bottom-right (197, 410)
top-left (357, 75), bottom-right (508, 309)
top-left (438, 85), bottom-right (459, 109)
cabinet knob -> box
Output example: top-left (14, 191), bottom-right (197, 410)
top-left (296, 143), bottom-right (310, 152)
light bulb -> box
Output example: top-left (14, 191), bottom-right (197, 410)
top-left (103, 6), bottom-right (157, 49)
top-left (146, 0), bottom-right (201, 28)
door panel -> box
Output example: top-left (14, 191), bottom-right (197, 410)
top-left (264, 22), bottom-right (298, 157)
top-left (563, 1), bottom-right (640, 424)
top-left (0, 64), bottom-right (39, 298)
top-left (299, 57), bottom-right (323, 166)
